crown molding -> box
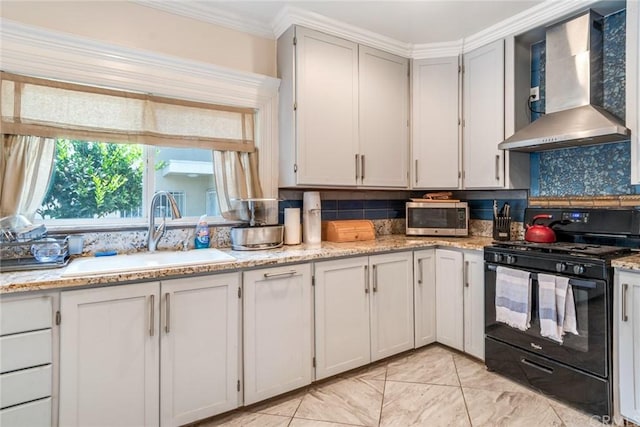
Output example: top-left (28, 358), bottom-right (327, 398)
top-left (412, 40), bottom-right (464, 60)
top-left (272, 6), bottom-right (411, 57)
top-left (0, 19), bottom-right (280, 106)
top-left (132, 0), bottom-right (275, 39)
top-left (461, 0), bottom-right (600, 53)
top-left (132, 0), bottom-right (604, 58)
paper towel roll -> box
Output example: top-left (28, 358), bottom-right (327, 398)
top-left (284, 208), bottom-right (301, 245)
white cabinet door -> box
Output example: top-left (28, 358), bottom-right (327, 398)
top-left (59, 283), bottom-right (160, 427)
top-left (414, 249), bottom-right (437, 348)
top-left (435, 249), bottom-right (464, 351)
top-left (314, 257), bottom-right (371, 380)
top-left (617, 271), bottom-right (640, 424)
top-left (463, 39), bottom-right (505, 188)
top-left (296, 27), bottom-right (359, 186)
top-left (463, 251), bottom-right (485, 360)
top-left (359, 46), bottom-right (408, 187)
top-left (160, 274), bottom-right (240, 427)
top-left (412, 57), bottom-right (460, 189)
top-left (243, 264), bottom-right (313, 405)
top-left (370, 252), bottom-right (414, 361)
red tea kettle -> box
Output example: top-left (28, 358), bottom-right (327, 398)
top-left (525, 214), bottom-right (557, 243)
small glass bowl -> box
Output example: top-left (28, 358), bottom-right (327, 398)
top-left (31, 239), bottom-right (61, 263)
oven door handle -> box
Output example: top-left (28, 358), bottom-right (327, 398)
top-left (520, 357), bottom-right (554, 375)
top-left (486, 264), bottom-right (596, 289)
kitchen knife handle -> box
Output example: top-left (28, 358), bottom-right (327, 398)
top-left (415, 159), bottom-right (418, 184)
top-left (495, 155), bottom-right (500, 181)
top-left (364, 265), bottom-right (369, 293)
top-left (165, 292), bottom-right (171, 333)
top-left (361, 155), bottom-right (365, 181)
top-left (622, 283), bottom-right (629, 322)
top-left (355, 154), bottom-right (360, 182)
top-left (149, 294), bottom-right (155, 337)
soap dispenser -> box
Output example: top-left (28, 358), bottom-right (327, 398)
top-left (302, 192), bottom-right (321, 246)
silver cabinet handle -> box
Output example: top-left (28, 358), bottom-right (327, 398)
top-left (622, 283), bottom-right (629, 322)
top-left (165, 292), bottom-right (171, 334)
top-left (372, 264), bottom-right (378, 292)
top-left (361, 155), bottom-right (365, 181)
top-left (149, 294), bottom-right (155, 337)
top-left (417, 259), bottom-right (423, 285)
top-left (464, 261), bottom-right (470, 287)
top-left (415, 159), bottom-right (418, 184)
top-left (355, 154), bottom-right (360, 181)
top-left (263, 270), bottom-right (297, 279)
top-left (364, 265), bottom-right (369, 293)
top-left (495, 154), bottom-right (500, 181)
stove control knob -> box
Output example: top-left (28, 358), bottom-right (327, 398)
top-left (493, 253), bottom-right (504, 263)
top-left (555, 263), bottom-right (567, 273)
top-left (573, 265), bottom-right (585, 275)
top-left (506, 255), bottom-right (516, 265)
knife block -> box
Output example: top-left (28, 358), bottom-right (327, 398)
top-left (493, 216), bottom-right (511, 241)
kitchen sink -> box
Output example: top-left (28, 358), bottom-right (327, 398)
top-left (61, 249), bottom-right (236, 277)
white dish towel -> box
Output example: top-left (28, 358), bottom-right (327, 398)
top-left (538, 274), bottom-right (579, 343)
top-left (495, 266), bottom-right (532, 331)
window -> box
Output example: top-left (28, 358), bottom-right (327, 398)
top-left (0, 72), bottom-right (261, 226)
top-left (37, 139), bottom-right (217, 223)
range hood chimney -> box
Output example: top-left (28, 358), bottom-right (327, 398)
top-left (499, 10), bottom-right (630, 152)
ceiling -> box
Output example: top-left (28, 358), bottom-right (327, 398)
top-left (151, 1), bottom-right (545, 44)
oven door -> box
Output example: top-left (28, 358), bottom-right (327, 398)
top-left (485, 262), bottom-right (609, 377)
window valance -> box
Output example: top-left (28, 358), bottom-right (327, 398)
top-left (0, 72), bottom-right (256, 152)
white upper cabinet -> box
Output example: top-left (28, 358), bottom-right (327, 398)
top-left (412, 57), bottom-right (461, 189)
top-left (278, 26), bottom-right (409, 188)
top-left (359, 46), bottom-right (409, 187)
top-left (463, 39), bottom-right (505, 188)
top-left (294, 27), bottom-right (359, 186)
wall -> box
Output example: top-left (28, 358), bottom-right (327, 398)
top-left (0, 1), bottom-right (277, 77)
top-left (529, 9), bottom-right (636, 196)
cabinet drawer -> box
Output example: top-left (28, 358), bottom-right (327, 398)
top-left (0, 365), bottom-right (52, 408)
top-left (0, 397), bottom-right (51, 427)
top-left (0, 296), bottom-right (52, 336)
top-left (0, 330), bottom-right (52, 373)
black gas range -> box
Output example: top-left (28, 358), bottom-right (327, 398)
top-left (484, 208), bottom-right (640, 420)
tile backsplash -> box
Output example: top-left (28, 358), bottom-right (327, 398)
top-left (529, 9), bottom-right (635, 197)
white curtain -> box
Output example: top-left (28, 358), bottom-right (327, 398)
top-left (213, 150), bottom-right (263, 221)
top-left (0, 135), bottom-right (55, 220)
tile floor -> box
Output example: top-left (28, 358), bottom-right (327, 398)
top-left (196, 344), bottom-right (608, 427)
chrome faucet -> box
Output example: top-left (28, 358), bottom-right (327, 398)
top-left (147, 191), bottom-right (182, 252)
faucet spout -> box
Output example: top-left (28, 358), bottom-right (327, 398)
top-left (148, 191), bottom-right (182, 252)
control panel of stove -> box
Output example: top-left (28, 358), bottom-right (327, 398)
top-left (561, 211), bottom-right (589, 223)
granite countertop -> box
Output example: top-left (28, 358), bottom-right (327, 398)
top-left (0, 235), bottom-right (493, 294)
top-left (612, 253), bottom-right (640, 271)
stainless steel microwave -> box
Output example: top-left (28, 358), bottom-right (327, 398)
top-left (405, 201), bottom-right (469, 236)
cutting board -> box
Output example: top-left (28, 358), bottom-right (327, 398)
top-left (321, 220), bottom-right (376, 242)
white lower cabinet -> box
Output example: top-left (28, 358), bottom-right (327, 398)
top-left (435, 249), bottom-right (465, 350)
top-left (59, 274), bottom-right (241, 427)
top-left (59, 282), bottom-right (160, 427)
top-left (0, 294), bottom-right (56, 427)
top-left (435, 249), bottom-right (485, 359)
top-left (243, 264), bottom-right (313, 405)
top-left (463, 251), bottom-right (485, 360)
top-left (160, 274), bottom-right (240, 427)
top-left (414, 249), bottom-right (437, 348)
top-left (314, 252), bottom-right (414, 380)
top-left (314, 256), bottom-right (371, 380)
top-left (616, 270), bottom-right (640, 424)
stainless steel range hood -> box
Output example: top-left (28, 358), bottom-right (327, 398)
top-left (499, 10), bottom-right (630, 152)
